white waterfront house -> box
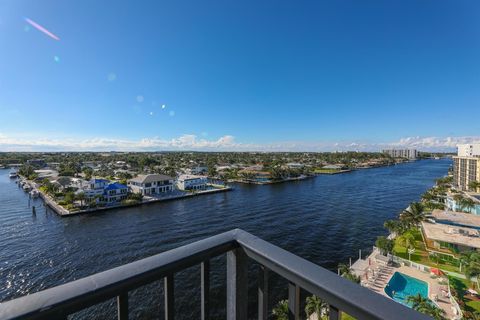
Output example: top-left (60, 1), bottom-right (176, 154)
top-left (184, 166), bottom-right (208, 175)
top-left (128, 174), bottom-right (174, 195)
top-left (176, 175), bottom-right (208, 191)
top-left (83, 178), bottom-right (109, 198)
top-left (77, 179), bottom-right (128, 204)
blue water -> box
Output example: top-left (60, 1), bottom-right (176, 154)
top-left (385, 272), bottom-right (429, 307)
top-left (0, 159), bottom-right (450, 319)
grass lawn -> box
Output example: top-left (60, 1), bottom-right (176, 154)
top-left (341, 312), bottom-right (355, 320)
top-left (449, 275), bottom-right (480, 314)
top-left (393, 228), bottom-right (460, 273)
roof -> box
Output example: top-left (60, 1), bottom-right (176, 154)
top-left (104, 182), bottom-right (128, 191)
top-left (178, 174), bottom-right (207, 180)
top-left (129, 174), bottom-right (174, 184)
top-left (431, 209), bottom-right (480, 228)
top-left (90, 179), bottom-right (109, 183)
top-left (421, 221), bottom-right (480, 249)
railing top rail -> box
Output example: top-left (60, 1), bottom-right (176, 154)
top-left (234, 229), bottom-right (431, 320)
top-left (0, 230), bottom-right (238, 320)
top-left (0, 229), bottom-right (431, 320)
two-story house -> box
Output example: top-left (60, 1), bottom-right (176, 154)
top-left (176, 175), bottom-right (208, 191)
top-left (128, 174), bottom-right (174, 195)
top-left (103, 182), bottom-right (128, 203)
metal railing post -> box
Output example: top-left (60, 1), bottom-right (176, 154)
top-left (226, 248), bottom-right (248, 320)
top-left (258, 266), bottom-right (269, 320)
top-left (201, 261), bottom-right (210, 320)
top-left (117, 293), bottom-right (128, 320)
top-left (329, 305), bottom-right (341, 320)
top-left (164, 274), bottom-right (175, 320)
top-left (288, 282), bottom-right (300, 320)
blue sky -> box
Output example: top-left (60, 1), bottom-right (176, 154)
top-left (0, 0), bottom-right (479, 151)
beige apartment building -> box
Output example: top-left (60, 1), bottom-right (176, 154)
top-left (453, 144), bottom-right (480, 191)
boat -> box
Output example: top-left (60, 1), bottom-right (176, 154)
top-left (9, 171), bottom-right (18, 179)
top-left (30, 190), bottom-right (39, 198)
top-left (23, 184), bottom-right (31, 192)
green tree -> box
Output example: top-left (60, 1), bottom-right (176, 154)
top-left (305, 295), bottom-right (328, 319)
top-left (400, 202), bottom-right (425, 228)
top-left (407, 294), bottom-right (446, 320)
top-left (64, 191), bottom-right (75, 205)
top-left (83, 167), bottom-right (93, 181)
top-left (272, 300), bottom-right (289, 320)
top-left (459, 197), bottom-right (476, 213)
top-left (397, 231), bottom-right (415, 249)
top-left (460, 251), bottom-right (480, 282)
top-left (375, 236), bottom-right (394, 256)
top-left (338, 263), bottom-right (360, 283)
top-left (383, 219), bottom-right (407, 235)
top-left (469, 180), bottom-right (480, 192)
top-left (406, 293), bottom-right (428, 310)
top-left (75, 192), bottom-right (86, 207)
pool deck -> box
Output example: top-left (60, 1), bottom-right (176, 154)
top-left (353, 249), bottom-right (459, 319)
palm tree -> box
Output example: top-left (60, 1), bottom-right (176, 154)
top-left (407, 295), bottom-right (446, 320)
top-left (422, 304), bottom-right (446, 320)
top-left (272, 300), bottom-right (289, 320)
top-left (337, 263), bottom-right (360, 283)
top-left (469, 180), bottom-right (480, 192)
top-left (375, 236), bottom-right (394, 256)
top-left (422, 190), bottom-right (436, 202)
top-left (459, 197), bottom-right (476, 213)
top-left (397, 231), bottom-right (415, 250)
top-left (400, 202), bottom-right (425, 228)
top-left (460, 251), bottom-right (480, 282)
top-left (75, 192), bottom-right (86, 207)
top-left (406, 293), bottom-right (428, 310)
top-left (383, 219), bottom-right (407, 236)
top-left (305, 295), bottom-right (328, 319)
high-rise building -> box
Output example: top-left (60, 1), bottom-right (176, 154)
top-left (382, 149), bottom-right (418, 159)
top-left (457, 144), bottom-right (480, 157)
top-left (453, 144), bottom-right (480, 191)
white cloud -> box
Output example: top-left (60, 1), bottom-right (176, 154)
top-left (386, 136), bottom-right (480, 151)
top-left (0, 133), bottom-right (241, 151)
top-left (0, 133), bottom-right (478, 152)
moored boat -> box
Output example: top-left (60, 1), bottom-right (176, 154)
top-left (30, 190), bottom-right (39, 198)
top-left (9, 171), bottom-right (18, 179)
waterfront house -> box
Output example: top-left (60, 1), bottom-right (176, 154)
top-left (81, 178), bottom-right (109, 199)
top-left (128, 174), bottom-right (174, 195)
top-left (238, 167), bottom-right (272, 183)
top-left (103, 182), bottom-right (128, 203)
top-left (184, 166), bottom-right (208, 175)
top-left (322, 164), bottom-right (346, 170)
top-left (176, 174), bottom-right (208, 191)
top-left (421, 221), bottom-right (480, 252)
top-left (286, 162), bottom-right (304, 169)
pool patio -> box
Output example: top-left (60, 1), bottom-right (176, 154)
top-left (352, 248), bottom-right (461, 319)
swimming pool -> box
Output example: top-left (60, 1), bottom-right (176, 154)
top-left (384, 272), bottom-right (429, 307)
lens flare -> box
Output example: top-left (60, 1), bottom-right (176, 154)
top-left (24, 18), bottom-right (60, 41)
